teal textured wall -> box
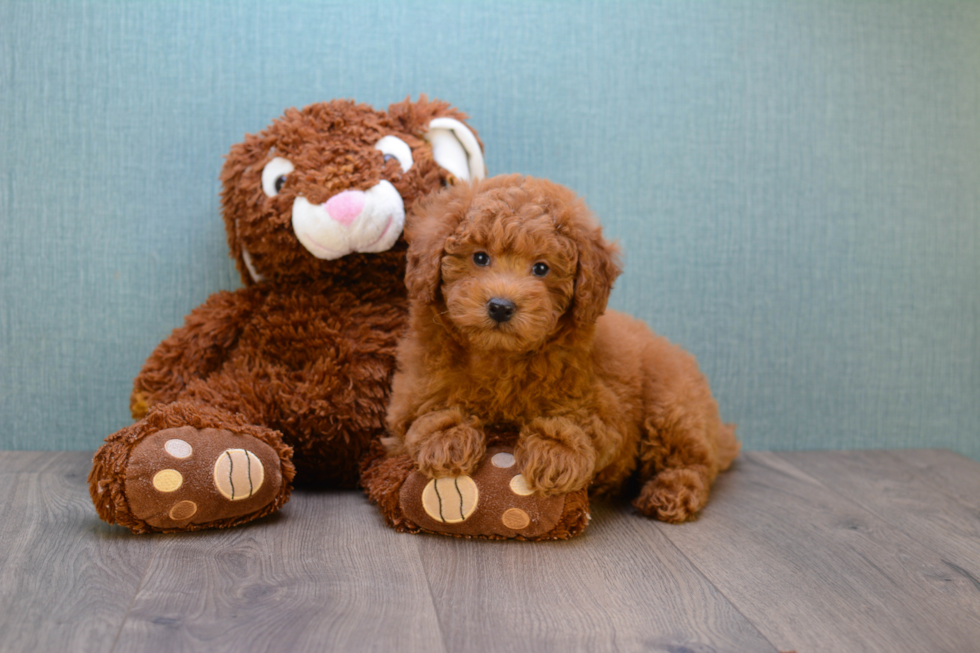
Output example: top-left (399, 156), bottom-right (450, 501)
top-left (1, 1), bottom-right (978, 458)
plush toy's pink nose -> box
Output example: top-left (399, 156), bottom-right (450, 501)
top-left (324, 190), bottom-right (365, 226)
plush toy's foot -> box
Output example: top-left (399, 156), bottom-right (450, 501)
top-left (89, 403), bottom-right (295, 534)
top-left (362, 445), bottom-right (590, 541)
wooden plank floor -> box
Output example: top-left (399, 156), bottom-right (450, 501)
top-left (1, 450), bottom-right (978, 653)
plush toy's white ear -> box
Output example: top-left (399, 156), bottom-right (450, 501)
top-left (424, 117), bottom-right (487, 182)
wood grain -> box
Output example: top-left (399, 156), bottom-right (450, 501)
top-left (0, 452), bottom-right (156, 652)
top-left (777, 450), bottom-right (980, 579)
top-left (888, 449), bottom-right (980, 512)
top-left (417, 500), bottom-right (779, 653)
top-left (653, 452), bottom-right (980, 653)
top-left (0, 449), bottom-right (92, 473)
top-left (3, 449), bottom-right (980, 652)
top-left (113, 490), bottom-right (446, 653)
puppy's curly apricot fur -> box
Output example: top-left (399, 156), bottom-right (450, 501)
top-left (386, 174), bottom-right (739, 522)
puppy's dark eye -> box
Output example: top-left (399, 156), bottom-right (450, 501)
top-left (274, 175), bottom-right (287, 193)
top-left (473, 252), bottom-right (490, 266)
top-left (532, 262), bottom-right (550, 277)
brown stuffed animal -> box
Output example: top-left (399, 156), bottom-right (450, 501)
top-left (377, 175), bottom-right (739, 530)
top-left (88, 97), bottom-right (486, 534)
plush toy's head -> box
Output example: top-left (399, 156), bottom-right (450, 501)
top-left (405, 174), bottom-right (621, 352)
top-left (220, 97), bottom-right (485, 285)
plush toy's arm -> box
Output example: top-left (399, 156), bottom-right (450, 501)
top-left (130, 288), bottom-right (262, 419)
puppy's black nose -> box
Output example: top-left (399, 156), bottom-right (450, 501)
top-left (487, 297), bottom-right (517, 323)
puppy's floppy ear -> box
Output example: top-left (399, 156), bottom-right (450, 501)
top-left (404, 183), bottom-right (473, 305)
top-left (568, 211), bottom-right (622, 328)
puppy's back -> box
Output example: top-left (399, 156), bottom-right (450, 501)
top-left (592, 310), bottom-right (737, 471)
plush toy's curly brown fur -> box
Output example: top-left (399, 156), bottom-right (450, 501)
top-left (90, 97), bottom-right (483, 533)
top-left (385, 175), bottom-right (739, 523)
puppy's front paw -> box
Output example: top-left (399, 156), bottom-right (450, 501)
top-left (516, 418), bottom-right (597, 495)
top-left (405, 408), bottom-right (485, 478)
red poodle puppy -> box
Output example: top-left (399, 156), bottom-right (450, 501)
top-left (385, 175), bottom-right (739, 522)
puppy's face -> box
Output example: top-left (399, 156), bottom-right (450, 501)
top-left (440, 209), bottom-right (578, 352)
top-left (407, 175), bottom-right (621, 353)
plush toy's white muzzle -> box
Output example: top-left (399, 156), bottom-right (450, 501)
top-left (292, 180), bottom-right (405, 260)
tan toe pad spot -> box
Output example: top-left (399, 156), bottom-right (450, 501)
top-left (501, 508), bottom-right (531, 530)
top-left (509, 474), bottom-right (533, 496)
top-left (152, 469), bottom-right (183, 493)
top-left (169, 500), bottom-right (198, 521)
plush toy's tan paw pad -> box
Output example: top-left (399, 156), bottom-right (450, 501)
top-left (421, 476), bottom-right (479, 523)
top-left (125, 426), bottom-right (283, 530)
top-left (213, 449), bottom-right (265, 500)
top-left (400, 446), bottom-right (576, 539)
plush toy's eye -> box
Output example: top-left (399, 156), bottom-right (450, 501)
top-left (261, 157), bottom-right (295, 197)
top-left (374, 136), bottom-right (413, 174)
top-left (532, 262), bottom-right (550, 277)
top-left (473, 252), bottom-right (490, 266)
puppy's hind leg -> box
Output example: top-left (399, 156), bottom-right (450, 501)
top-left (632, 403), bottom-right (729, 523)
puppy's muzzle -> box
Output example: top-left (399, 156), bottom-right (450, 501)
top-left (487, 297), bottom-right (517, 323)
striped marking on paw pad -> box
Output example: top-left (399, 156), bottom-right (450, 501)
top-left (213, 449), bottom-right (264, 501)
top-left (421, 476), bottom-right (479, 523)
